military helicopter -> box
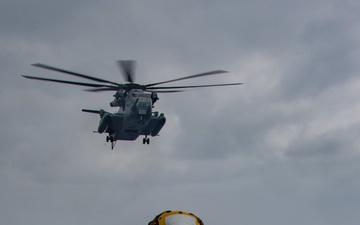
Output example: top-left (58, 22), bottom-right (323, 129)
top-left (22, 61), bottom-right (242, 149)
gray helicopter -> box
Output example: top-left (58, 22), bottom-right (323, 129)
top-left (22, 61), bottom-right (242, 149)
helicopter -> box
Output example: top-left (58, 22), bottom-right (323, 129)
top-left (22, 60), bottom-right (242, 149)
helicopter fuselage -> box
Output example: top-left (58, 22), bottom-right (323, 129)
top-left (94, 89), bottom-right (166, 147)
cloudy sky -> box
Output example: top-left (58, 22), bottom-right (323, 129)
top-left (1, 0), bottom-right (360, 224)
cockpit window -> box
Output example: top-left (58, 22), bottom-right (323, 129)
top-left (133, 93), bottom-right (150, 98)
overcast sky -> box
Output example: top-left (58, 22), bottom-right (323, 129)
top-left (1, 0), bottom-right (360, 225)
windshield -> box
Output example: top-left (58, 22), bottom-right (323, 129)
top-left (132, 93), bottom-right (151, 98)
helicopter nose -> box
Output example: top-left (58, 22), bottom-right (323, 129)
top-left (137, 99), bottom-right (150, 115)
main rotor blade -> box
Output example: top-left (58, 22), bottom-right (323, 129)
top-left (22, 75), bottom-right (115, 88)
top-left (84, 88), bottom-right (185, 93)
top-left (117, 60), bottom-right (135, 83)
top-left (84, 87), bottom-right (120, 92)
top-left (32, 63), bottom-right (120, 85)
top-left (145, 70), bottom-right (228, 87)
top-left (146, 82), bottom-right (243, 90)
top-left (84, 87), bottom-right (185, 93)
top-left (152, 90), bottom-right (185, 93)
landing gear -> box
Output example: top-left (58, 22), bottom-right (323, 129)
top-left (106, 135), bottom-right (116, 150)
top-left (111, 141), bottom-right (116, 150)
top-left (143, 136), bottom-right (150, 145)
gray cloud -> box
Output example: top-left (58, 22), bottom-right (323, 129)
top-left (2, 0), bottom-right (360, 225)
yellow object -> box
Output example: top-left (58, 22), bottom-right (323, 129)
top-left (148, 210), bottom-right (204, 225)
